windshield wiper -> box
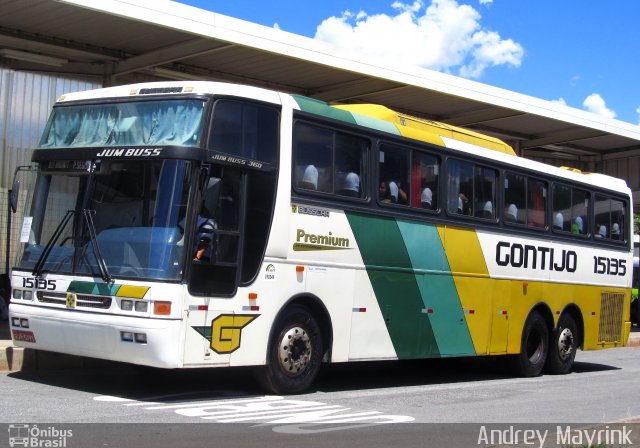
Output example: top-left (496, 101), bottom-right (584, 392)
top-left (33, 210), bottom-right (75, 277)
top-left (83, 209), bottom-right (113, 284)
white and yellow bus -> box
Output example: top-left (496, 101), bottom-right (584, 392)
top-left (9, 81), bottom-right (632, 394)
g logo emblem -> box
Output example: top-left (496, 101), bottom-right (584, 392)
top-left (211, 314), bottom-right (258, 354)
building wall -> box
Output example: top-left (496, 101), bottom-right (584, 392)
top-left (0, 67), bottom-right (100, 274)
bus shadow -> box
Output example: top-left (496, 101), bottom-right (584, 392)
top-left (7, 353), bottom-right (621, 400)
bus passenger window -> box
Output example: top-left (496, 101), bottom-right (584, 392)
top-left (379, 144), bottom-right (409, 205)
top-left (594, 195), bottom-right (626, 242)
top-left (527, 179), bottom-right (547, 228)
top-left (447, 159), bottom-right (473, 215)
top-left (293, 124), bottom-right (333, 193)
top-left (293, 122), bottom-right (367, 198)
top-left (504, 172), bottom-right (547, 227)
top-left (335, 132), bottom-right (366, 198)
top-left (553, 184), bottom-right (589, 236)
top-left (411, 152), bottom-right (439, 210)
top-left (474, 166), bottom-right (496, 220)
top-left (504, 173), bottom-right (526, 224)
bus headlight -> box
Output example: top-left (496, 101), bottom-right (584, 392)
top-left (23, 290), bottom-right (33, 301)
top-left (120, 331), bottom-right (134, 342)
top-left (134, 301), bottom-right (148, 313)
top-left (12, 289), bottom-right (22, 300)
top-left (121, 300), bottom-right (133, 311)
top-left (134, 333), bottom-right (147, 344)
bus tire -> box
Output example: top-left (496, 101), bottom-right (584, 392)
top-left (512, 311), bottom-right (549, 377)
top-left (545, 313), bottom-right (578, 374)
top-left (260, 305), bottom-right (323, 395)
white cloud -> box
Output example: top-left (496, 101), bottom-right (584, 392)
top-left (314, 0), bottom-right (523, 79)
top-left (636, 106), bottom-right (640, 125)
top-left (582, 93), bottom-right (616, 119)
top-left (551, 98), bottom-right (567, 106)
top-left (479, 0), bottom-right (493, 4)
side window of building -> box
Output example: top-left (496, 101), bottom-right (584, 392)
top-left (293, 122), bottom-right (367, 198)
top-left (447, 158), bottom-right (496, 220)
top-left (552, 184), bottom-right (589, 236)
top-left (209, 100), bottom-right (280, 165)
top-left (504, 172), bottom-right (547, 228)
top-left (594, 194), bottom-right (626, 241)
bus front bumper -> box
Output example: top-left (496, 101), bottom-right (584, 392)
top-left (9, 303), bottom-right (184, 368)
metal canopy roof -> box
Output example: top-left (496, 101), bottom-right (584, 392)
top-left (2, 0), bottom-right (640, 163)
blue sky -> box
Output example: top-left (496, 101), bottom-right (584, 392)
top-left (180, 0), bottom-right (640, 125)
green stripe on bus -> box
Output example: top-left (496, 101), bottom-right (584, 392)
top-left (292, 95), bottom-right (357, 124)
top-left (68, 281), bottom-right (120, 296)
top-left (346, 212), bottom-right (439, 358)
top-left (396, 221), bottom-right (475, 356)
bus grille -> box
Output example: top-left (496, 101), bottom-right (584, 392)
top-left (598, 292), bottom-right (624, 343)
top-left (37, 291), bottom-right (112, 309)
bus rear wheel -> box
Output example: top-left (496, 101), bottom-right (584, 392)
top-left (512, 311), bottom-right (549, 377)
top-left (545, 313), bottom-right (578, 374)
top-left (259, 305), bottom-right (323, 395)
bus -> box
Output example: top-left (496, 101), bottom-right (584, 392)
top-left (8, 81), bottom-right (632, 394)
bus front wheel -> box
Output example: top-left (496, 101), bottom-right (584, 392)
top-left (260, 305), bottom-right (323, 395)
top-left (545, 314), bottom-right (578, 374)
top-left (512, 311), bottom-right (549, 377)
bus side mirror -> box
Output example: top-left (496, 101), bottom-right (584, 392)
top-left (9, 180), bottom-right (19, 213)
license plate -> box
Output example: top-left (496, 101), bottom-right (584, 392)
top-left (12, 329), bottom-right (36, 343)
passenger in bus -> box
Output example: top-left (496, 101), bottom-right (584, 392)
top-left (482, 201), bottom-right (493, 219)
top-left (396, 182), bottom-right (408, 205)
top-left (505, 203), bottom-right (518, 222)
top-left (421, 187), bottom-right (433, 209)
top-left (379, 181), bottom-right (392, 203)
top-left (389, 181), bottom-right (399, 203)
top-left (572, 216), bottom-right (584, 235)
top-left (553, 212), bottom-right (564, 231)
top-left (339, 172), bottom-right (361, 197)
top-left (457, 192), bottom-right (470, 215)
top-left (596, 225), bottom-right (607, 238)
top-left (611, 223), bottom-right (621, 240)
top-left (193, 216), bottom-right (217, 262)
top-left (299, 164), bottom-right (318, 190)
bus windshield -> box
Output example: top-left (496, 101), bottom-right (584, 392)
top-left (38, 99), bottom-right (206, 148)
top-left (17, 160), bottom-right (193, 281)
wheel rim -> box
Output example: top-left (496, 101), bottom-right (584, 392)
top-left (278, 326), bottom-right (312, 377)
top-left (557, 327), bottom-right (574, 360)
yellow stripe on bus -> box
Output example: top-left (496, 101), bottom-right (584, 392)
top-left (116, 285), bottom-right (150, 299)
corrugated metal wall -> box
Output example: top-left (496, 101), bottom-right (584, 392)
top-left (0, 67), bottom-right (101, 274)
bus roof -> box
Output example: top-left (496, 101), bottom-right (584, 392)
top-left (335, 104), bottom-right (516, 156)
